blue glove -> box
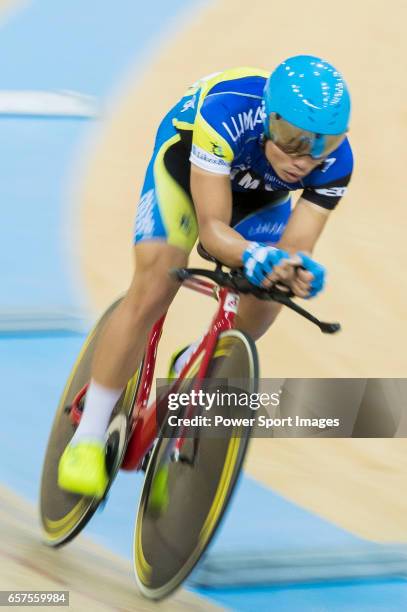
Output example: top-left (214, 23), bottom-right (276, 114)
top-left (242, 242), bottom-right (290, 287)
top-left (297, 252), bottom-right (326, 298)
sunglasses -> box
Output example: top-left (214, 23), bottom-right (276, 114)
top-left (267, 113), bottom-right (347, 159)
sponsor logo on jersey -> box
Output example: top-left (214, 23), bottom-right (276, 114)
top-left (314, 186), bottom-right (347, 197)
top-left (248, 221), bottom-right (286, 239)
top-left (231, 167), bottom-right (287, 191)
top-left (222, 105), bottom-right (264, 143)
top-left (238, 172), bottom-right (261, 190)
top-left (211, 142), bottom-right (225, 158)
top-left (191, 144), bottom-right (230, 170)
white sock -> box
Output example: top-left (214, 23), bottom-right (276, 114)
top-left (174, 340), bottom-right (201, 375)
top-left (71, 379), bottom-right (124, 445)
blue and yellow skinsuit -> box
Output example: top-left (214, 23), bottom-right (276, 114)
top-left (134, 68), bottom-right (353, 251)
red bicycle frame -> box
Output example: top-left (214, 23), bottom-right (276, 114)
top-left (67, 266), bottom-right (336, 473)
top-left (120, 278), bottom-right (239, 471)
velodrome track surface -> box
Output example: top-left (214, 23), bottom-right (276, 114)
top-left (0, 484), bottom-right (219, 611)
top-left (1, 0), bottom-right (407, 610)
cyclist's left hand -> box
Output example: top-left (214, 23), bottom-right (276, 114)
top-left (290, 252), bottom-right (326, 298)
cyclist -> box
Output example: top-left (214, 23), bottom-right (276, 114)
top-left (58, 55), bottom-right (353, 498)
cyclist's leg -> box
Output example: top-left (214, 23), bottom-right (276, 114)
top-left (235, 293), bottom-right (283, 340)
top-left (59, 115), bottom-right (197, 497)
top-left (91, 242), bottom-right (188, 389)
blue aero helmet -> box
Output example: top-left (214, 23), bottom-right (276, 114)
top-left (263, 54), bottom-right (351, 159)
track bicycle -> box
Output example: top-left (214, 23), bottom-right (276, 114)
top-left (40, 244), bottom-right (339, 600)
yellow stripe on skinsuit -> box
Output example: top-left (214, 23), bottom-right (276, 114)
top-left (192, 111), bottom-right (234, 165)
top-left (153, 134), bottom-right (198, 253)
top-left (172, 119), bottom-right (194, 132)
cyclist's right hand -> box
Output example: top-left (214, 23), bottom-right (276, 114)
top-left (242, 242), bottom-right (291, 288)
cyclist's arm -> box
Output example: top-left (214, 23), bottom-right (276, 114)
top-left (280, 138), bottom-right (353, 255)
top-left (276, 197), bottom-right (331, 255)
top-left (272, 197), bottom-right (330, 295)
top-left (190, 164), bottom-right (250, 267)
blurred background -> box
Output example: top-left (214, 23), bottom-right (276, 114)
top-left (0, 0), bottom-right (406, 609)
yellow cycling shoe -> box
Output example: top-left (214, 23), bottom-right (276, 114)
top-left (58, 439), bottom-right (108, 499)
